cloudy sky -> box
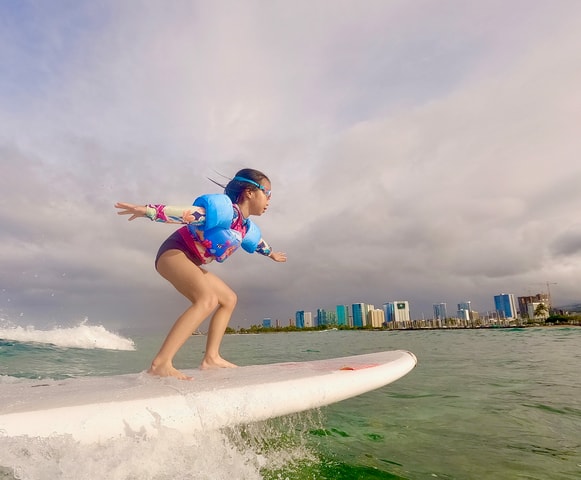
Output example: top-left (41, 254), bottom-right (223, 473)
top-left (1, 0), bottom-right (580, 332)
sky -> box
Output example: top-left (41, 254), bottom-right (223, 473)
top-left (1, 0), bottom-right (581, 332)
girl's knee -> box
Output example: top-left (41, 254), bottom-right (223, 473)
top-left (196, 293), bottom-right (220, 313)
top-left (221, 289), bottom-right (237, 310)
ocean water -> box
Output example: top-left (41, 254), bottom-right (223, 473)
top-left (1, 321), bottom-right (580, 480)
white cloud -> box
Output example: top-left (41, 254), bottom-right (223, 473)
top-left (1, 1), bottom-right (581, 328)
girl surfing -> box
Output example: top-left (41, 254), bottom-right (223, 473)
top-left (115, 168), bottom-right (286, 380)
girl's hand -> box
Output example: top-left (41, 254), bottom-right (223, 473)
top-left (115, 202), bottom-right (147, 221)
top-left (269, 252), bottom-right (287, 262)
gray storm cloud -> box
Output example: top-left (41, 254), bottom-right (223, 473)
top-left (1, 1), bottom-right (580, 329)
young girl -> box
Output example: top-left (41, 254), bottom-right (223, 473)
top-left (115, 168), bottom-right (286, 380)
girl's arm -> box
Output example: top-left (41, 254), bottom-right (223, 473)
top-left (256, 238), bottom-right (287, 262)
top-left (114, 202), bottom-right (206, 226)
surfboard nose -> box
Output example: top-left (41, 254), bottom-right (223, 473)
top-left (404, 350), bottom-right (418, 365)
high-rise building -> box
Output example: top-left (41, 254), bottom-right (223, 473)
top-left (262, 318), bottom-right (272, 328)
top-left (494, 294), bottom-right (518, 319)
top-left (295, 310), bottom-right (305, 328)
top-left (326, 311), bottom-right (337, 325)
top-left (316, 308), bottom-right (327, 327)
top-left (368, 309), bottom-right (385, 328)
top-left (433, 303), bottom-right (448, 320)
top-left (457, 301), bottom-right (472, 320)
top-left (336, 305), bottom-right (349, 326)
top-left (304, 311), bottom-right (313, 328)
top-left (383, 302), bottom-right (395, 323)
top-left (458, 301), bottom-right (471, 311)
top-left (394, 301), bottom-right (410, 322)
top-left (383, 301), bottom-right (410, 323)
top-left (352, 303), bottom-right (366, 327)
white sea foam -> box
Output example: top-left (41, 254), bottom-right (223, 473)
top-left (0, 320), bottom-right (135, 351)
top-left (0, 414), bottom-right (319, 480)
top-left (0, 430), bottom-right (263, 480)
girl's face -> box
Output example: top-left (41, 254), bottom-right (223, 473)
top-left (248, 178), bottom-right (271, 216)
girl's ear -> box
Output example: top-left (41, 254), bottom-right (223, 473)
top-left (238, 188), bottom-right (252, 202)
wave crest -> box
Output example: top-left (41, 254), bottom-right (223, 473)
top-left (0, 320), bottom-right (135, 351)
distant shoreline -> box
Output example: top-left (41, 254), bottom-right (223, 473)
top-left (226, 322), bottom-right (580, 335)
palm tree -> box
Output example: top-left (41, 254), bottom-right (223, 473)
top-left (534, 303), bottom-right (549, 319)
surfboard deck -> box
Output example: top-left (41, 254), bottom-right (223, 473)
top-left (0, 350), bottom-right (417, 443)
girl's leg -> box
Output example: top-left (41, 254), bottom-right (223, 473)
top-left (149, 250), bottom-right (219, 379)
top-left (199, 270), bottom-right (238, 369)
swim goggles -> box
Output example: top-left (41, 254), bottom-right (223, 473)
top-left (233, 176), bottom-right (271, 199)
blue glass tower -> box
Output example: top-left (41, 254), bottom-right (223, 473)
top-left (494, 294), bottom-right (517, 319)
top-left (316, 308), bottom-right (327, 327)
top-left (295, 310), bottom-right (305, 328)
top-left (383, 302), bottom-right (396, 323)
top-left (352, 303), bottom-right (365, 327)
top-left (433, 303), bottom-right (448, 320)
top-left (336, 305), bottom-right (349, 326)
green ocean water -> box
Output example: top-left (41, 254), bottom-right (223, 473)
top-left (1, 326), bottom-right (580, 479)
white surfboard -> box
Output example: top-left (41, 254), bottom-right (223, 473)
top-left (0, 350), bottom-right (417, 443)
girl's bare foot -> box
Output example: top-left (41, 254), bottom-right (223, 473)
top-left (147, 362), bottom-right (193, 380)
top-left (200, 356), bottom-right (238, 370)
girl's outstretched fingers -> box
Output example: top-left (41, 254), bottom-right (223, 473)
top-left (114, 202), bottom-right (146, 221)
top-left (270, 252), bottom-right (287, 262)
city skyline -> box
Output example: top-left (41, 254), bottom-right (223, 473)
top-left (271, 287), bottom-right (566, 330)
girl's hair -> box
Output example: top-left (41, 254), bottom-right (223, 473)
top-left (210, 168), bottom-right (270, 203)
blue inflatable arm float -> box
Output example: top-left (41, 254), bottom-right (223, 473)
top-left (192, 194), bottom-right (262, 254)
top-left (193, 194), bottom-right (233, 230)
